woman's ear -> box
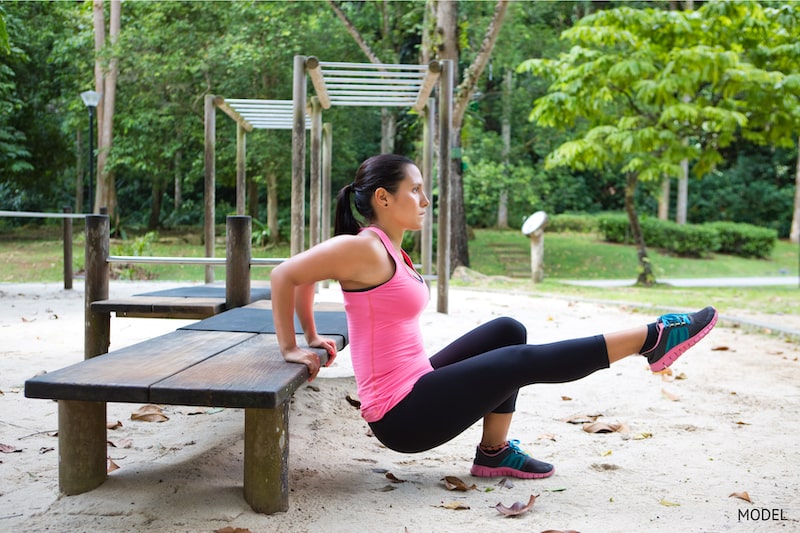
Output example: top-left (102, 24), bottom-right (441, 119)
top-left (374, 187), bottom-right (390, 208)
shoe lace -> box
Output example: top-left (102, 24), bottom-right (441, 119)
top-left (507, 439), bottom-right (529, 456)
top-left (660, 313), bottom-right (689, 328)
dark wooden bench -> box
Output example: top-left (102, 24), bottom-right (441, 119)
top-left (24, 300), bottom-right (349, 514)
top-left (91, 283), bottom-right (273, 319)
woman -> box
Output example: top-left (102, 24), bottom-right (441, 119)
top-left (270, 154), bottom-right (718, 479)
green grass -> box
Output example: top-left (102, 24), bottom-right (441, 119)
top-left (470, 229), bottom-right (798, 279)
top-left (2, 224), bottom-right (798, 318)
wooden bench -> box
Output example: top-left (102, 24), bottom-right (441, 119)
top-left (24, 300), bottom-right (349, 514)
top-left (91, 283), bottom-right (272, 319)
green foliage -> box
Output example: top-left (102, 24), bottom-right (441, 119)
top-left (598, 212), bottom-right (777, 259)
top-left (705, 221), bottom-right (777, 258)
top-left (546, 213), bottom-right (598, 233)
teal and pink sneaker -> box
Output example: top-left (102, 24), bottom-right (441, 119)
top-left (642, 306), bottom-right (718, 372)
top-left (470, 440), bottom-right (554, 479)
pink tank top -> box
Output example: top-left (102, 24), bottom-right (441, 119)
top-left (342, 227), bottom-right (432, 422)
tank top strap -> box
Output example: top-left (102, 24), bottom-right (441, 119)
top-left (362, 226), bottom-right (401, 264)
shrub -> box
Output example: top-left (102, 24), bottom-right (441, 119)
top-left (705, 221), bottom-right (777, 259)
top-left (546, 213), bottom-right (598, 233)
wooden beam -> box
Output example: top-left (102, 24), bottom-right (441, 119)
top-left (414, 60), bottom-right (441, 113)
top-left (305, 56), bottom-right (332, 110)
top-left (213, 96), bottom-right (255, 132)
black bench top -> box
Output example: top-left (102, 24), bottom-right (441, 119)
top-left (134, 284), bottom-right (272, 300)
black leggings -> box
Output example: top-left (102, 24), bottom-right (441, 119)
top-left (368, 317), bottom-right (610, 453)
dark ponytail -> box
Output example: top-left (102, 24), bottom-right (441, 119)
top-left (334, 154), bottom-right (415, 236)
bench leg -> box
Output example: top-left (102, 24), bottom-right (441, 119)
top-left (243, 404), bottom-right (289, 514)
top-left (58, 400), bottom-right (107, 495)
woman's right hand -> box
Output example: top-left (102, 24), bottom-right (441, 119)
top-left (281, 346), bottom-right (324, 382)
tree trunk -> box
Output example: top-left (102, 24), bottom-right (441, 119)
top-left (658, 176), bottom-right (669, 220)
top-left (624, 172), bottom-right (655, 286)
top-left (497, 69), bottom-right (511, 228)
top-left (676, 156), bottom-right (688, 224)
top-left (98, 0), bottom-right (120, 225)
top-left (381, 108), bottom-right (396, 154)
top-left (91, 0), bottom-right (104, 214)
top-left (147, 179), bottom-right (162, 231)
top-left (791, 136), bottom-right (800, 244)
top-left (266, 169), bottom-right (279, 246)
top-left (443, 0), bottom-right (510, 270)
top-left (173, 150), bottom-right (182, 210)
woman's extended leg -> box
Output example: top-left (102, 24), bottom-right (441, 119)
top-left (370, 306), bottom-right (718, 460)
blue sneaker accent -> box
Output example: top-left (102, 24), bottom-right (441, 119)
top-left (470, 439), bottom-right (554, 479)
top-left (642, 306), bottom-right (718, 371)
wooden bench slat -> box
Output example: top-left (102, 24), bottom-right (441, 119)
top-left (91, 297), bottom-right (226, 319)
top-left (25, 330), bottom-right (255, 403)
top-left (150, 333), bottom-right (343, 408)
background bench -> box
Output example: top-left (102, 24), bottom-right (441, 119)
top-left (25, 300), bottom-right (349, 514)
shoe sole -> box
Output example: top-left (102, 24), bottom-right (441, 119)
top-left (649, 309), bottom-right (719, 372)
top-left (470, 464), bottom-right (555, 479)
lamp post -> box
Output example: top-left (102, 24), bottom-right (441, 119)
top-left (80, 90), bottom-right (102, 213)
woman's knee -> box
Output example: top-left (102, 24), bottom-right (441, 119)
top-left (490, 316), bottom-right (527, 344)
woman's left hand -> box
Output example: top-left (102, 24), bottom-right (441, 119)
top-left (308, 335), bottom-right (338, 368)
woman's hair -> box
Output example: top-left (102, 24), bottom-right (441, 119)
top-left (334, 154), bottom-right (415, 236)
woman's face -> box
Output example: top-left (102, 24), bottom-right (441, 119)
top-left (387, 164), bottom-right (430, 231)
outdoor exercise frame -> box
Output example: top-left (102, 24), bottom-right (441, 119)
top-left (295, 56), bottom-right (454, 313)
top-left (203, 56), bottom-right (454, 312)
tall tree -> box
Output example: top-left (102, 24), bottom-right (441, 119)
top-left (521, 1), bottom-right (800, 284)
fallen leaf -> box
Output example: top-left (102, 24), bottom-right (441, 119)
top-left (730, 491), bottom-right (752, 503)
top-left (541, 530), bottom-right (579, 533)
top-left (712, 345), bottom-right (730, 351)
top-left (538, 433), bottom-right (557, 442)
top-left (561, 396), bottom-right (572, 401)
top-left (661, 389), bottom-right (680, 401)
top-left (386, 472), bottom-right (406, 483)
top-left (215, 528), bottom-right (252, 533)
top-left (659, 498), bottom-right (680, 507)
top-left (497, 478), bottom-right (514, 489)
top-left (543, 487), bottom-right (567, 492)
top-left (442, 476), bottom-right (477, 491)
top-left (345, 394), bottom-right (361, 409)
top-left (633, 432), bottom-right (653, 440)
top-left (494, 494), bottom-right (538, 517)
top-left (21, 316), bottom-right (35, 323)
top-left (582, 420), bottom-right (629, 434)
top-left (438, 501), bottom-right (470, 510)
top-left (39, 447), bottom-right (54, 454)
top-left (675, 372), bottom-right (688, 380)
top-left (561, 413), bottom-right (602, 424)
top-left (654, 367), bottom-right (673, 377)
top-left (107, 456), bottom-right (120, 473)
top-left (735, 421), bottom-right (750, 426)
top-left (130, 404), bottom-right (168, 423)
top-left (0, 443), bottom-right (21, 453)
top-left (601, 449), bottom-right (612, 456)
top-left (107, 420), bottom-right (122, 430)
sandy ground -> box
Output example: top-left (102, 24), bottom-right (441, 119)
top-left (1, 280), bottom-right (799, 533)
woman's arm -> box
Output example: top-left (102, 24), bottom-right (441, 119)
top-left (269, 233), bottom-right (390, 380)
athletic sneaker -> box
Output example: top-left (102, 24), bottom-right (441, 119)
top-left (470, 439), bottom-right (554, 479)
top-left (642, 306), bottom-right (718, 372)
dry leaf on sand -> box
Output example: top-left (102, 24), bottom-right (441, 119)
top-left (130, 404), bottom-right (169, 422)
top-left (494, 494), bottom-right (538, 517)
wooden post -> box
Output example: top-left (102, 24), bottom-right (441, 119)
top-left (236, 123), bottom-right (246, 215)
top-left (243, 405), bottom-right (290, 514)
top-left (204, 94), bottom-right (216, 283)
top-left (226, 216), bottom-right (251, 309)
top-left (309, 97), bottom-right (322, 249)
top-left (58, 400), bottom-right (107, 495)
top-left (85, 214), bottom-right (109, 359)
top-left (422, 98), bottom-right (435, 277)
top-left (291, 55), bottom-right (307, 256)
top-left (63, 206), bottom-right (73, 290)
top-left (437, 60), bottom-right (453, 314)
top-left (522, 211), bottom-right (548, 283)
top-left (321, 122), bottom-right (333, 289)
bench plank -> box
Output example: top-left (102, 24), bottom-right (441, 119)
top-left (25, 330), bottom-right (255, 403)
top-left (91, 296), bottom-right (226, 319)
top-left (150, 333), bottom-right (343, 409)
